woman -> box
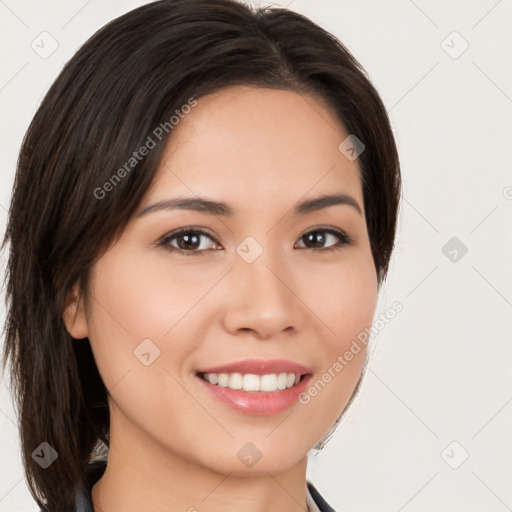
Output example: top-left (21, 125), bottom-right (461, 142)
top-left (1, 0), bottom-right (401, 511)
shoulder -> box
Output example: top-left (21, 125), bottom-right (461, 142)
top-left (306, 480), bottom-right (337, 512)
top-left (75, 458), bottom-right (108, 512)
top-left (35, 458), bottom-right (107, 512)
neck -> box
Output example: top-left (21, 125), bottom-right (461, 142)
top-left (91, 411), bottom-right (310, 512)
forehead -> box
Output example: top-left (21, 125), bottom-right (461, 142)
top-left (147, 86), bottom-right (363, 209)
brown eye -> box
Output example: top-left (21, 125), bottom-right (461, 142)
top-left (158, 226), bottom-right (352, 256)
top-left (295, 228), bottom-right (352, 251)
top-left (159, 228), bottom-right (220, 255)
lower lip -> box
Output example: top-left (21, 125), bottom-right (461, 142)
top-left (195, 373), bottom-right (313, 415)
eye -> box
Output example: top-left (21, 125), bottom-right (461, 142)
top-left (294, 227), bottom-right (353, 251)
top-left (157, 226), bottom-right (353, 255)
top-left (158, 227), bottom-right (220, 255)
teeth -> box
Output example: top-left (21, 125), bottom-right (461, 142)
top-left (201, 372), bottom-right (302, 392)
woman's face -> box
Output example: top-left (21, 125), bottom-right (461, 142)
top-left (64, 85), bottom-right (378, 475)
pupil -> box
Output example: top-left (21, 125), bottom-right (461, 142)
top-left (305, 231), bottom-right (325, 248)
top-left (179, 233), bottom-right (199, 250)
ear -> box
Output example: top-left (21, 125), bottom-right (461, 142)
top-left (62, 282), bottom-right (89, 339)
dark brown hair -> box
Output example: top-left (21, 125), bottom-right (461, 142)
top-left (1, 0), bottom-right (401, 510)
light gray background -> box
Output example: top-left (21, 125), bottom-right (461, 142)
top-left (1, 1), bottom-right (511, 511)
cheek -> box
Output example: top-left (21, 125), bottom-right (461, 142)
top-left (87, 251), bottom-right (208, 345)
top-left (305, 251), bottom-right (378, 349)
top-left (84, 251), bottom-right (224, 400)
top-left (297, 251), bottom-right (377, 421)
top-left (84, 258), bottom-right (195, 429)
top-left (84, 255), bottom-right (170, 385)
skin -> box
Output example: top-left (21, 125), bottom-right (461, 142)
top-left (63, 85), bottom-right (378, 512)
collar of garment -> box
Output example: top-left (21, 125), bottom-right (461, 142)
top-left (51, 458), bottom-right (337, 512)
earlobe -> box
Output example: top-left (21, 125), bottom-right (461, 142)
top-left (62, 282), bottom-right (89, 340)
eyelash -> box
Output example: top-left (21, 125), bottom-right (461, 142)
top-left (157, 226), bottom-right (353, 256)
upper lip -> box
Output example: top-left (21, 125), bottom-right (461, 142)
top-left (196, 359), bottom-right (313, 376)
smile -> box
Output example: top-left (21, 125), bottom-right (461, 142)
top-left (198, 372), bottom-right (303, 392)
top-left (195, 371), bottom-right (314, 415)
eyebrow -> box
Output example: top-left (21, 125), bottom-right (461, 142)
top-left (137, 193), bottom-right (362, 218)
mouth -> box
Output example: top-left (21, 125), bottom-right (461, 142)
top-left (195, 371), bottom-right (310, 393)
top-left (193, 359), bottom-right (314, 415)
top-left (194, 370), bottom-right (314, 415)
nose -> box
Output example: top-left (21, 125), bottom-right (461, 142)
top-left (222, 247), bottom-right (305, 340)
